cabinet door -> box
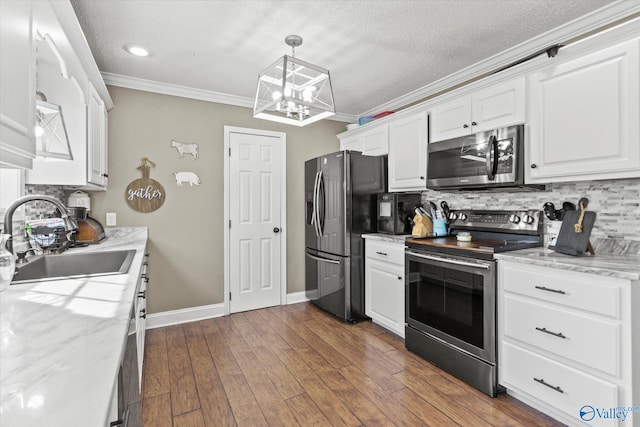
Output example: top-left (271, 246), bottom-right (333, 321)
top-left (360, 125), bottom-right (389, 156)
top-left (429, 96), bottom-right (471, 142)
top-left (365, 258), bottom-right (405, 337)
top-left (388, 112), bottom-right (427, 191)
top-left (527, 38), bottom-right (640, 184)
top-left (0, 0), bottom-right (35, 169)
top-left (339, 134), bottom-right (360, 151)
top-left (471, 77), bottom-right (525, 133)
top-left (87, 82), bottom-right (107, 186)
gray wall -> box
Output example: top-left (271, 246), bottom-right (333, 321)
top-left (89, 86), bottom-right (343, 314)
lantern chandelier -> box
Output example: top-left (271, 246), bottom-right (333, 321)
top-left (253, 35), bottom-right (335, 126)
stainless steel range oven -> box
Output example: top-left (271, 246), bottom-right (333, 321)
top-left (404, 209), bottom-right (542, 397)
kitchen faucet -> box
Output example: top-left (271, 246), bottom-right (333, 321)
top-left (2, 195), bottom-right (77, 255)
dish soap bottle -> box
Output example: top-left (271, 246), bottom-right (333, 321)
top-left (0, 234), bottom-right (16, 292)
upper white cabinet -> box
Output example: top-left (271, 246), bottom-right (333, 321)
top-left (338, 123), bottom-right (389, 156)
top-left (87, 82), bottom-right (108, 187)
top-left (388, 111), bottom-right (427, 191)
top-left (526, 38), bottom-right (640, 184)
top-left (25, 0), bottom-right (111, 189)
top-left (430, 78), bottom-right (525, 142)
top-left (0, 0), bottom-right (36, 169)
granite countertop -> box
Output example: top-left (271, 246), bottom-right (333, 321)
top-left (362, 233), bottom-right (411, 243)
top-left (0, 227), bottom-right (149, 427)
top-left (495, 247), bottom-right (640, 281)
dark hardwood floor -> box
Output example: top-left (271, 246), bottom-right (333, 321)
top-left (141, 302), bottom-right (563, 426)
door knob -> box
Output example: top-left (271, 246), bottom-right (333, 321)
top-left (273, 227), bottom-right (281, 233)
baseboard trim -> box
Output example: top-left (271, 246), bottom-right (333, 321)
top-left (145, 303), bottom-right (225, 329)
top-left (286, 291), bottom-right (310, 305)
top-left (146, 293), bottom-right (308, 329)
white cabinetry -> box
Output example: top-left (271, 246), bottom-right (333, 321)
top-left (25, 0), bottom-right (111, 189)
top-left (388, 111), bottom-right (427, 191)
top-left (87, 82), bottom-right (108, 187)
top-left (430, 78), bottom-right (525, 142)
top-left (365, 238), bottom-right (406, 337)
top-left (135, 251), bottom-right (148, 388)
top-left (0, 0), bottom-right (36, 169)
top-left (338, 124), bottom-right (389, 156)
top-left (526, 38), bottom-right (640, 184)
top-left (498, 261), bottom-right (639, 427)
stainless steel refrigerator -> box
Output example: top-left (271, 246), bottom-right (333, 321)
top-left (305, 150), bottom-right (386, 322)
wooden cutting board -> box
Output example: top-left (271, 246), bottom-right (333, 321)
top-left (554, 210), bottom-right (596, 256)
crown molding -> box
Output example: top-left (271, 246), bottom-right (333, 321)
top-left (359, 1), bottom-right (640, 116)
top-left (101, 72), bottom-right (357, 123)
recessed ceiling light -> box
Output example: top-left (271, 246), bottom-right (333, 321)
top-left (125, 45), bottom-right (150, 57)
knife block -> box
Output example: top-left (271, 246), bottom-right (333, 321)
top-left (554, 210), bottom-right (596, 256)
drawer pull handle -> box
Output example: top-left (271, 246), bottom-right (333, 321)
top-left (535, 285), bottom-right (566, 295)
top-left (376, 251), bottom-right (388, 256)
top-left (535, 327), bottom-right (566, 339)
top-left (533, 377), bottom-right (564, 394)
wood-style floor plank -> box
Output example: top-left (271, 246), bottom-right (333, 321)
top-left (165, 325), bottom-right (200, 416)
top-left (142, 392), bottom-right (172, 427)
top-left (141, 302), bottom-right (562, 427)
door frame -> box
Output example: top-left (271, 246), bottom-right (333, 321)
top-left (223, 126), bottom-right (287, 315)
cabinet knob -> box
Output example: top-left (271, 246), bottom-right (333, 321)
top-left (138, 291), bottom-right (146, 299)
top-left (397, 276), bottom-right (402, 280)
top-left (471, 121), bottom-right (477, 126)
top-left (420, 176), bottom-right (425, 180)
top-left (139, 308), bottom-right (146, 319)
top-left (102, 173), bottom-right (109, 178)
top-left (462, 124), bottom-right (469, 129)
top-left (530, 164), bottom-right (537, 169)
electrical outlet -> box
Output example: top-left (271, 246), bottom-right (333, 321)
top-left (106, 212), bottom-right (117, 226)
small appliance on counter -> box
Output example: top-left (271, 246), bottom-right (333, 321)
top-left (377, 192), bottom-right (423, 234)
top-left (75, 216), bottom-right (106, 244)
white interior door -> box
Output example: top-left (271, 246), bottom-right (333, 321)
top-left (227, 128), bottom-right (284, 313)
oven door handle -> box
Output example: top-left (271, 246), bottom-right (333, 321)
top-left (406, 251), bottom-right (491, 269)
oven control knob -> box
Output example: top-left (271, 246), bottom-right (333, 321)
top-left (509, 214), bottom-right (520, 224)
top-left (458, 213), bottom-right (467, 221)
top-left (522, 214), bottom-right (534, 224)
top-left (448, 212), bottom-right (458, 220)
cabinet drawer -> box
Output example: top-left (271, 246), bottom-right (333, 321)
top-left (502, 342), bottom-right (618, 425)
top-left (502, 262), bottom-right (620, 318)
top-left (504, 296), bottom-right (620, 376)
top-left (365, 240), bottom-right (405, 265)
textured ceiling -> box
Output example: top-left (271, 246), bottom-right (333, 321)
top-left (70, 0), bottom-right (616, 117)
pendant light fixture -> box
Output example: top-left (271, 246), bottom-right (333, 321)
top-left (34, 92), bottom-right (73, 160)
top-left (253, 35), bottom-right (335, 126)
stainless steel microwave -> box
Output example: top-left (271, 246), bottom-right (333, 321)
top-left (377, 192), bottom-right (422, 234)
top-left (427, 124), bottom-right (542, 191)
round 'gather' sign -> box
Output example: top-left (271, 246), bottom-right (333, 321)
top-left (126, 157), bottom-right (165, 213)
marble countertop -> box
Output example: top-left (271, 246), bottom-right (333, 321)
top-left (362, 233), bottom-right (410, 243)
top-left (495, 247), bottom-right (640, 281)
top-left (0, 227), bottom-right (148, 427)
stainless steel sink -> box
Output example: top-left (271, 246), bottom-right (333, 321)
top-left (10, 250), bottom-right (136, 285)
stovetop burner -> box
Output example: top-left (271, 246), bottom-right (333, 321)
top-left (406, 209), bottom-right (543, 260)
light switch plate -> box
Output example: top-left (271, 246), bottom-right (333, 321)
top-left (106, 212), bottom-right (117, 226)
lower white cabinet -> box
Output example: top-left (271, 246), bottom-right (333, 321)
top-left (498, 260), bottom-right (640, 427)
top-left (135, 250), bottom-right (148, 389)
top-left (365, 238), bottom-right (406, 337)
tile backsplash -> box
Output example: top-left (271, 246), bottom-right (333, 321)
top-left (420, 177), bottom-right (640, 241)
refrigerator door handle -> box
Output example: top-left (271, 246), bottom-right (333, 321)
top-left (311, 171), bottom-right (320, 237)
top-left (318, 170), bottom-right (325, 236)
top-left (305, 251), bottom-right (340, 265)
